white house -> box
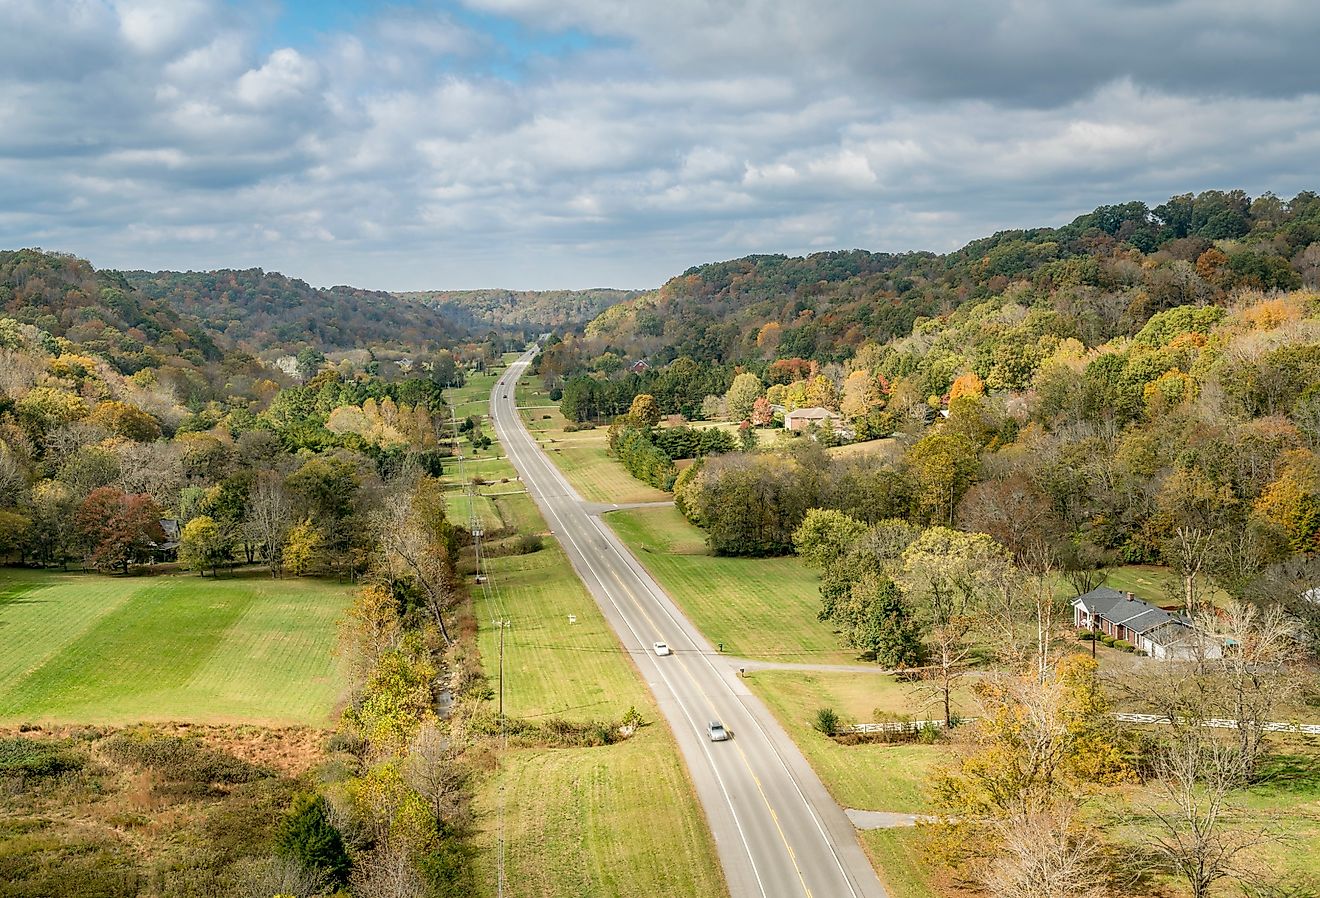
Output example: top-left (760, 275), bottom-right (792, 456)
top-left (1072, 586), bottom-right (1222, 661)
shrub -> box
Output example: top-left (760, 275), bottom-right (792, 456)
top-left (0, 737), bottom-right (84, 777)
top-left (812, 707), bottom-right (840, 735)
top-left (517, 532), bottom-right (544, 554)
top-left (1077, 629), bottom-right (1095, 641)
top-left (917, 722), bottom-right (944, 744)
top-left (1114, 639), bottom-right (1134, 653)
top-left (274, 793), bottom-right (350, 885)
top-left (1100, 634), bottom-right (1116, 647)
top-left (100, 731), bottom-right (270, 788)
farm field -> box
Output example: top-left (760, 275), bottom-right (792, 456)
top-left (606, 504), bottom-right (858, 664)
top-left (471, 733), bottom-right (726, 898)
top-left (0, 568), bottom-right (353, 725)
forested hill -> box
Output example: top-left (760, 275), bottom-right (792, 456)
top-left (127, 267), bottom-right (468, 354)
top-left (401, 287), bottom-right (640, 337)
top-left (1, 249), bottom-right (224, 373)
top-left (585, 190), bottom-right (1320, 364)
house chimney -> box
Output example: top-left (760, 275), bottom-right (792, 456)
top-left (1126, 592), bottom-right (1135, 601)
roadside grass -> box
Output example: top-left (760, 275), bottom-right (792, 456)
top-left (0, 568), bottom-right (352, 725)
top-left (746, 669), bottom-right (975, 723)
top-left (471, 731), bottom-right (726, 898)
top-left (477, 542), bottom-right (648, 720)
top-left (446, 492), bottom-right (503, 531)
top-left (743, 669), bottom-right (952, 814)
top-left (606, 504), bottom-right (858, 664)
top-left (860, 829), bottom-right (945, 898)
top-left (548, 430), bottom-right (672, 505)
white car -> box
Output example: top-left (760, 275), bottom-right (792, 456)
top-left (707, 720), bottom-right (730, 742)
top-left (652, 641), bottom-right (671, 656)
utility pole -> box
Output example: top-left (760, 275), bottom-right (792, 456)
top-left (497, 619), bottom-right (506, 718)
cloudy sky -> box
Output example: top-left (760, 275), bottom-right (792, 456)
top-left (3, 0), bottom-right (1320, 290)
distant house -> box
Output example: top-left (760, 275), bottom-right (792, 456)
top-left (629, 359), bottom-right (651, 374)
top-left (152, 519), bottom-right (181, 562)
top-left (783, 406), bottom-right (843, 433)
top-left (1072, 586), bottom-right (1221, 661)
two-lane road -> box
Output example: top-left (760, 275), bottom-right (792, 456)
top-left (488, 351), bottom-right (888, 898)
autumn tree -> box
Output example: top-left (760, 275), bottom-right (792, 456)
top-left (792, 508), bottom-right (868, 568)
top-left (840, 369), bottom-right (883, 420)
top-left (627, 393), bottom-right (661, 428)
top-left (906, 431), bottom-right (980, 525)
top-left (179, 514), bottom-right (232, 576)
top-left (87, 400), bottom-right (161, 441)
top-left (725, 372), bottom-right (764, 422)
top-left (284, 518), bottom-right (325, 576)
top-left (900, 527), bottom-right (1007, 725)
top-left (73, 487), bottom-right (164, 574)
top-left (932, 656), bottom-right (1126, 895)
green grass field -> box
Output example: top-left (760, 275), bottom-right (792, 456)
top-left (0, 568), bottom-right (353, 725)
top-left (477, 542), bottom-right (648, 721)
top-left (606, 504), bottom-right (858, 664)
top-left (745, 670), bottom-right (948, 814)
top-left (472, 733), bottom-right (726, 898)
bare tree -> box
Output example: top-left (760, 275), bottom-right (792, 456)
top-left (406, 720), bottom-right (467, 826)
top-left (247, 471), bottom-right (292, 578)
top-left (1165, 526), bottom-right (1216, 616)
top-left (374, 487), bottom-right (456, 645)
top-left (1147, 730), bottom-right (1275, 898)
top-left (1196, 601), bottom-right (1301, 780)
top-left (985, 803), bottom-right (1106, 898)
top-left (350, 842), bottom-right (425, 898)
top-left (235, 855), bottom-right (332, 898)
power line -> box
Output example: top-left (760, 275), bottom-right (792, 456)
top-left (446, 374), bottom-right (511, 898)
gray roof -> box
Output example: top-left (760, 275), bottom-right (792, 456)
top-left (1072, 586), bottom-right (1192, 635)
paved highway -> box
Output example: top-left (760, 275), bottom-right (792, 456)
top-left (488, 350), bottom-right (888, 898)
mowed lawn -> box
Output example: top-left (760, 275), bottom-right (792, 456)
top-left (471, 733), bottom-right (726, 898)
top-left (0, 568), bottom-right (353, 726)
top-left (477, 542), bottom-right (648, 721)
top-left (606, 504), bottom-right (858, 664)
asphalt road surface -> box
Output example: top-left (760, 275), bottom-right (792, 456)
top-left (489, 350), bottom-right (888, 898)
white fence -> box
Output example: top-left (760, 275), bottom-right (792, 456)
top-left (840, 714), bottom-right (1320, 736)
top-left (842, 718), bottom-right (974, 735)
top-left (1111, 712), bottom-right (1320, 735)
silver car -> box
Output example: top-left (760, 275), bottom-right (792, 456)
top-left (707, 720), bottom-right (730, 742)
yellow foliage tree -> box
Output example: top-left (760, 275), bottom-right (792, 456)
top-left (284, 518), bottom-right (324, 576)
top-left (948, 371), bottom-right (985, 404)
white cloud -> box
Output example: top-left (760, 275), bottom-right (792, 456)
top-left (236, 48), bottom-right (320, 108)
top-left (3, 1), bottom-right (1320, 288)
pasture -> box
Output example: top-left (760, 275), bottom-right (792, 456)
top-left (471, 733), bottom-right (727, 898)
top-left (606, 504), bottom-right (858, 664)
top-left (0, 568), bottom-right (352, 726)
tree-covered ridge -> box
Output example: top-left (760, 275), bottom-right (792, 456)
top-left (1, 249), bottom-right (221, 374)
top-left (127, 267), bottom-right (468, 354)
top-left (585, 190), bottom-right (1320, 365)
top-left (401, 287), bottom-right (641, 336)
